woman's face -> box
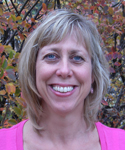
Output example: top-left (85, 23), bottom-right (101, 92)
top-left (36, 36), bottom-right (94, 115)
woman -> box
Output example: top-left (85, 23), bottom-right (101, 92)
top-left (0, 9), bottom-right (125, 150)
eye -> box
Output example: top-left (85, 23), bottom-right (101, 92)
top-left (72, 55), bottom-right (84, 62)
top-left (45, 54), bottom-right (55, 59)
top-left (44, 53), bottom-right (59, 61)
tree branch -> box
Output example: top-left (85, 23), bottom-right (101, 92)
top-left (5, 0), bottom-right (11, 12)
top-left (18, 0), bottom-right (29, 15)
top-left (34, 2), bottom-right (43, 20)
top-left (1, 104), bottom-right (10, 127)
top-left (57, 0), bottom-right (61, 9)
top-left (120, 123), bottom-right (125, 129)
top-left (115, 84), bottom-right (124, 108)
top-left (17, 40), bottom-right (25, 53)
top-left (10, 0), bottom-right (20, 16)
top-left (22, 0), bottom-right (40, 21)
top-left (6, 30), bottom-right (17, 45)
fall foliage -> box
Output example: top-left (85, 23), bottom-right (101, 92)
top-left (0, 0), bottom-right (125, 129)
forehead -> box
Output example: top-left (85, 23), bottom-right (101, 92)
top-left (38, 36), bottom-right (90, 57)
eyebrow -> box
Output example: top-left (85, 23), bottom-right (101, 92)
top-left (40, 47), bottom-right (89, 57)
top-left (48, 48), bottom-right (86, 54)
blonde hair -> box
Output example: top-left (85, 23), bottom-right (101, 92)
top-left (18, 9), bottom-right (110, 130)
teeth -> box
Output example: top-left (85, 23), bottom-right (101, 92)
top-left (53, 86), bottom-right (74, 93)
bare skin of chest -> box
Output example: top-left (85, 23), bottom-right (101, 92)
top-left (23, 121), bottom-right (101, 150)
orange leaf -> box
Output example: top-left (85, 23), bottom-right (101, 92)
top-left (0, 90), bottom-right (6, 95)
top-left (0, 108), bottom-right (4, 111)
top-left (5, 83), bottom-right (16, 94)
top-left (18, 32), bottom-right (25, 40)
top-left (4, 119), bottom-right (13, 128)
top-left (101, 100), bottom-right (108, 106)
top-left (68, 2), bottom-right (72, 6)
top-left (31, 18), bottom-right (35, 22)
top-left (42, 3), bottom-right (47, 11)
top-left (111, 46), bottom-right (115, 52)
top-left (90, 6), bottom-right (95, 10)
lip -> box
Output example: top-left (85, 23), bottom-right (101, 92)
top-left (50, 83), bottom-right (76, 87)
top-left (49, 84), bottom-right (77, 97)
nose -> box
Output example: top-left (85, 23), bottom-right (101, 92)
top-left (56, 58), bottom-right (73, 78)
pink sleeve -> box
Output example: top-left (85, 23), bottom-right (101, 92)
top-left (0, 120), bottom-right (27, 150)
top-left (0, 126), bottom-right (17, 150)
top-left (96, 122), bottom-right (125, 150)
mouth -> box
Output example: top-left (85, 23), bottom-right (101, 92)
top-left (51, 85), bottom-right (75, 93)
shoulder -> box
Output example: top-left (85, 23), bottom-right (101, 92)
top-left (96, 122), bottom-right (125, 135)
top-left (96, 122), bottom-right (125, 149)
top-left (0, 120), bottom-right (27, 150)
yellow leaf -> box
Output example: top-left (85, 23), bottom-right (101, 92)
top-left (77, 0), bottom-right (82, 2)
top-left (108, 7), bottom-right (113, 15)
top-left (15, 52), bottom-right (20, 58)
top-left (5, 83), bottom-right (16, 94)
top-left (25, 23), bottom-right (31, 28)
top-left (0, 28), bottom-right (4, 34)
top-left (7, 16), bottom-right (12, 24)
top-left (0, 90), bottom-right (6, 95)
top-left (4, 45), bottom-right (13, 53)
top-left (0, 8), bottom-right (3, 15)
top-left (16, 16), bottom-right (21, 21)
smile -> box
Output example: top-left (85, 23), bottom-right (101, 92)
top-left (52, 86), bottom-right (74, 93)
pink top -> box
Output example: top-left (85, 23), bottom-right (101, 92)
top-left (0, 120), bottom-right (125, 150)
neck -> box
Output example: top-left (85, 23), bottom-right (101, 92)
top-left (37, 108), bottom-right (90, 144)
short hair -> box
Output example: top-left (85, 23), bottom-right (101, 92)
top-left (18, 9), bottom-right (110, 130)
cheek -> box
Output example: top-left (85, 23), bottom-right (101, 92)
top-left (76, 67), bottom-right (93, 83)
top-left (36, 64), bottom-right (55, 83)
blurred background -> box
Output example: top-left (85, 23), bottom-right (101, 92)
top-left (0, 0), bottom-right (125, 129)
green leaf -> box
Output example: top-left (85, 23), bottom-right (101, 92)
top-left (15, 88), bottom-right (21, 97)
top-left (9, 51), bottom-right (14, 59)
top-left (4, 45), bottom-right (13, 53)
top-left (13, 107), bottom-right (21, 116)
top-left (11, 14), bottom-right (16, 21)
top-left (15, 52), bottom-right (20, 59)
top-left (6, 66), bottom-right (14, 70)
top-left (2, 59), bottom-right (7, 69)
top-left (8, 119), bottom-right (17, 125)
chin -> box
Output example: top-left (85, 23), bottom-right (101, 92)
top-left (52, 103), bottom-right (78, 116)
